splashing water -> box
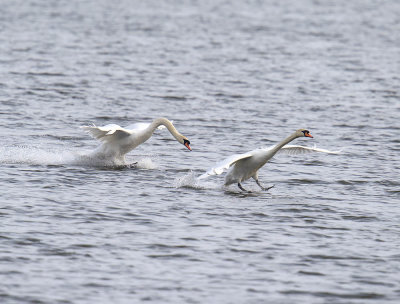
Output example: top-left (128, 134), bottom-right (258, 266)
top-left (0, 145), bottom-right (77, 166)
top-left (0, 144), bottom-right (158, 169)
top-left (174, 170), bottom-right (221, 190)
top-left (135, 157), bottom-right (158, 170)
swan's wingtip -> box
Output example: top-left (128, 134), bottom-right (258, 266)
top-left (321, 147), bottom-right (342, 154)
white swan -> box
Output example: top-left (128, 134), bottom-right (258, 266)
top-left (81, 117), bottom-right (191, 165)
top-left (199, 129), bottom-right (339, 191)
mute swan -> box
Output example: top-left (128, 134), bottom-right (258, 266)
top-left (199, 129), bottom-right (339, 191)
top-left (81, 117), bottom-right (191, 165)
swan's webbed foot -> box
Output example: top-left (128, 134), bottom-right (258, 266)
top-left (238, 183), bottom-right (250, 192)
top-left (127, 161), bottom-right (138, 168)
top-left (256, 180), bottom-right (274, 191)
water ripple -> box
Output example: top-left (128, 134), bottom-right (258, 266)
top-left (1, 0), bottom-right (399, 303)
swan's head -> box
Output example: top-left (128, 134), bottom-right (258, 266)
top-left (171, 130), bottom-right (192, 151)
top-left (180, 136), bottom-right (192, 151)
top-left (297, 129), bottom-right (313, 138)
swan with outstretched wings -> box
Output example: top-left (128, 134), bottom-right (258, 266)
top-left (81, 118), bottom-right (191, 165)
top-left (199, 129), bottom-right (339, 191)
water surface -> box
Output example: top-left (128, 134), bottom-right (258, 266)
top-left (1, 0), bottom-right (399, 303)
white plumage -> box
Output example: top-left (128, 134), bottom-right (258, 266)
top-left (81, 118), bottom-right (191, 165)
top-left (81, 123), bottom-right (167, 143)
top-left (199, 129), bottom-right (339, 191)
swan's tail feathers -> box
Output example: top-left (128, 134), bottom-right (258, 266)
top-left (278, 145), bottom-right (341, 155)
top-left (198, 172), bottom-right (211, 180)
top-left (197, 166), bottom-right (226, 180)
top-left (198, 153), bottom-right (253, 180)
top-left (80, 124), bottom-right (132, 142)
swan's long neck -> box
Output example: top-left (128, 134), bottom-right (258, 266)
top-left (116, 118), bottom-right (181, 158)
top-left (270, 132), bottom-right (299, 155)
top-left (257, 132), bottom-right (300, 167)
top-left (150, 118), bottom-right (182, 140)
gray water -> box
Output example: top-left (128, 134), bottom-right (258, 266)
top-left (1, 0), bottom-right (399, 303)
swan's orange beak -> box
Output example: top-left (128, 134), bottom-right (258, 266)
top-left (305, 133), bottom-right (313, 138)
top-left (184, 142), bottom-right (192, 151)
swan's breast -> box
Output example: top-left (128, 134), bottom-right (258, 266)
top-left (224, 157), bottom-right (257, 183)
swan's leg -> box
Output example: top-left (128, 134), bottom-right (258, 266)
top-left (128, 161), bottom-right (138, 168)
top-left (255, 179), bottom-right (274, 191)
top-left (238, 183), bottom-right (248, 192)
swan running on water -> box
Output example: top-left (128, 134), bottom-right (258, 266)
top-left (81, 117), bottom-right (191, 165)
top-left (199, 129), bottom-right (339, 191)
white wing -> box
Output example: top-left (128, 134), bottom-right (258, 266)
top-left (198, 144), bottom-right (340, 180)
top-left (124, 122), bottom-right (151, 132)
top-left (125, 122), bottom-right (166, 132)
top-left (198, 152), bottom-right (254, 179)
top-left (277, 145), bottom-right (341, 155)
top-left (81, 120), bottom-right (167, 143)
top-left (80, 124), bottom-right (133, 142)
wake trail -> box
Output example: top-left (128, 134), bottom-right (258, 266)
top-left (174, 170), bottom-right (221, 190)
top-left (0, 145), bottom-right (157, 169)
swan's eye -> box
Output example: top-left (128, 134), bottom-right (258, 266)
top-left (302, 130), bottom-right (313, 138)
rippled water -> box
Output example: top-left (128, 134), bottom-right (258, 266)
top-left (1, 0), bottom-right (399, 303)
